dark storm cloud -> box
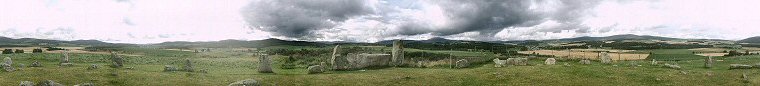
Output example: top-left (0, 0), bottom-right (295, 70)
top-left (241, 0), bottom-right (601, 40)
top-left (241, 0), bottom-right (375, 38)
top-left (398, 0), bottom-right (600, 36)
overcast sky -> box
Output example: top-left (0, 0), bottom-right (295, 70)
top-left (1, 0), bottom-right (759, 44)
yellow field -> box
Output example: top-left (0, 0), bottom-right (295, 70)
top-left (695, 53), bottom-right (728, 56)
top-left (689, 47), bottom-right (760, 53)
top-left (518, 50), bottom-right (649, 61)
top-left (0, 47), bottom-right (142, 56)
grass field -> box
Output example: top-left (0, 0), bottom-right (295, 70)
top-left (518, 50), bottom-right (649, 60)
top-left (637, 49), bottom-right (707, 61)
top-left (1, 47), bottom-right (760, 85)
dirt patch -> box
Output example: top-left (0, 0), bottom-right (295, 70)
top-left (163, 49), bottom-right (195, 52)
top-left (696, 53), bottom-right (728, 57)
top-left (688, 48), bottom-right (727, 52)
top-left (569, 49), bottom-right (635, 53)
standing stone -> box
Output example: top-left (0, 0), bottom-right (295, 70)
top-left (663, 63), bottom-right (681, 69)
top-left (599, 52), bottom-right (612, 64)
top-left (416, 61), bottom-right (427, 68)
top-left (729, 64), bottom-right (753, 69)
top-left (18, 64), bottom-right (25, 68)
top-left (455, 59), bottom-right (469, 68)
top-left (164, 65), bottom-right (179, 72)
top-left (651, 59), bottom-right (657, 65)
top-left (545, 58), bottom-right (556, 65)
top-left (184, 59), bottom-right (194, 72)
top-left (228, 79), bottom-right (259, 86)
top-left (3, 57), bottom-right (11, 65)
top-left (493, 58), bottom-right (506, 67)
top-left (506, 58), bottom-right (528, 66)
top-left (330, 45), bottom-right (344, 70)
top-left (88, 64), bottom-right (99, 70)
top-left (75, 83), bottom-right (95, 86)
top-left (704, 56), bottom-right (713, 68)
top-left (110, 52), bottom-right (124, 68)
top-left (344, 53), bottom-right (391, 69)
top-left (20, 81), bottom-right (34, 86)
top-left (2, 63), bottom-right (14, 72)
top-left (258, 55), bottom-right (273, 73)
top-left (319, 62), bottom-right (327, 71)
top-left (38, 80), bottom-right (64, 86)
top-left (30, 61), bottom-right (42, 67)
top-left (391, 40), bottom-right (404, 66)
top-left (307, 65), bottom-right (323, 74)
top-left (61, 51), bottom-right (70, 63)
top-left (60, 51), bottom-right (74, 66)
top-left (742, 73), bottom-right (750, 83)
top-left (579, 59), bottom-right (592, 65)
top-left (29, 61), bottom-right (42, 67)
top-left (2, 57), bottom-right (14, 72)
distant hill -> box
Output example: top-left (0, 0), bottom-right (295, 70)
top-left (739, 36), bottom-right (760, 43)
top-left (153, 38), bottom-right (325, 48)
top-left (375, 34), bottom-right (684, 45)
top-left (375, 37), bottom-right (462, 44)
top-left (0, 37), bottom-right (120, 47)
top-left (552, 34), bottom-right (681, 42)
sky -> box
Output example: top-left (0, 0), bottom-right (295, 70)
top-left (1, 0), bottom-right (759, 44)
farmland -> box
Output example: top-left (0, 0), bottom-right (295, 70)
top-left (0, 46), bottom-right (759, 85)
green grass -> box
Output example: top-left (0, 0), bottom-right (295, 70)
top-left (1, 48), bottom-right (760, 85)
top-left (638, 49), bottom-right (706, 61)
top-left (406, 48), bottom-right (499, 57)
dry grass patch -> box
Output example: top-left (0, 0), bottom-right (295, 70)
top-left (519, 50), bottom-right (649, 60)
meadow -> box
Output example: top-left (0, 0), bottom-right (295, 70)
top-left (0, 47), bottom-right (758, 85)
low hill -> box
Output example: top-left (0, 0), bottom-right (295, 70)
top-left (553, 34), bottom-right (681, 42)
top-left (739, 36), bottom-right (760, 43)
top-left (0, 37), bottom-right (122, 47)
top-left (153, 38), bottom-right (325, 48)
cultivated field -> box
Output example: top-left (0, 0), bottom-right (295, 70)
top-left (518, 50), bottom-right (649, 60)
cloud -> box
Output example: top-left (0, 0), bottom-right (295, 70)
top-left (3, 0), bottom-right (760, 43)
top-left (241, 0), bottom-right (602, 42)
top-left (0, 0), bottom-right (267, 44)
top-left (241, 0), bottom-right (376, 38)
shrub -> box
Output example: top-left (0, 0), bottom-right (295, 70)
top-left (2, 49), bottom-right (13, 54)
top-left (45, 47), bottom-right (66, 51)
top-left (725, 50), bottom-right (743, 56)
top-left (32, 49), bottom-right (43, 53)
top-left (14, 49), bottom-right (23, 53)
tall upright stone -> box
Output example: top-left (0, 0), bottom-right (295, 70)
top-left (493, 58), bottom-right (506, 67)
top-left (3, 57), bottom-right (11, 65)
top-left (455, 59), bottom-right (469, 68)
top-left (60, 51), bottom-right (73, 66)
top-left (258, 55), bottom-right (273, 73)
top-left (391, 40), bottom-right (404, 66)
top-left (704, 56), bottom-right (713, 68)
top-left (320, 62), bottom-right (327, 71)
top-left (307, 65), bottom-right (324, 74)
top-left (184, 59), bottom-right (195, 72)
top-left (110, 52), bottom-right (124, 68)
top-left (2, 57), bottom-right (14, 72)
top-left (599, 52), bottom-right (612, 64)
top-left (330, 45), bottom-right (342, 70)
top-left (579, 59), bottom-right (592, 65)
top-left (61, 51), bottom-right (70, 63)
